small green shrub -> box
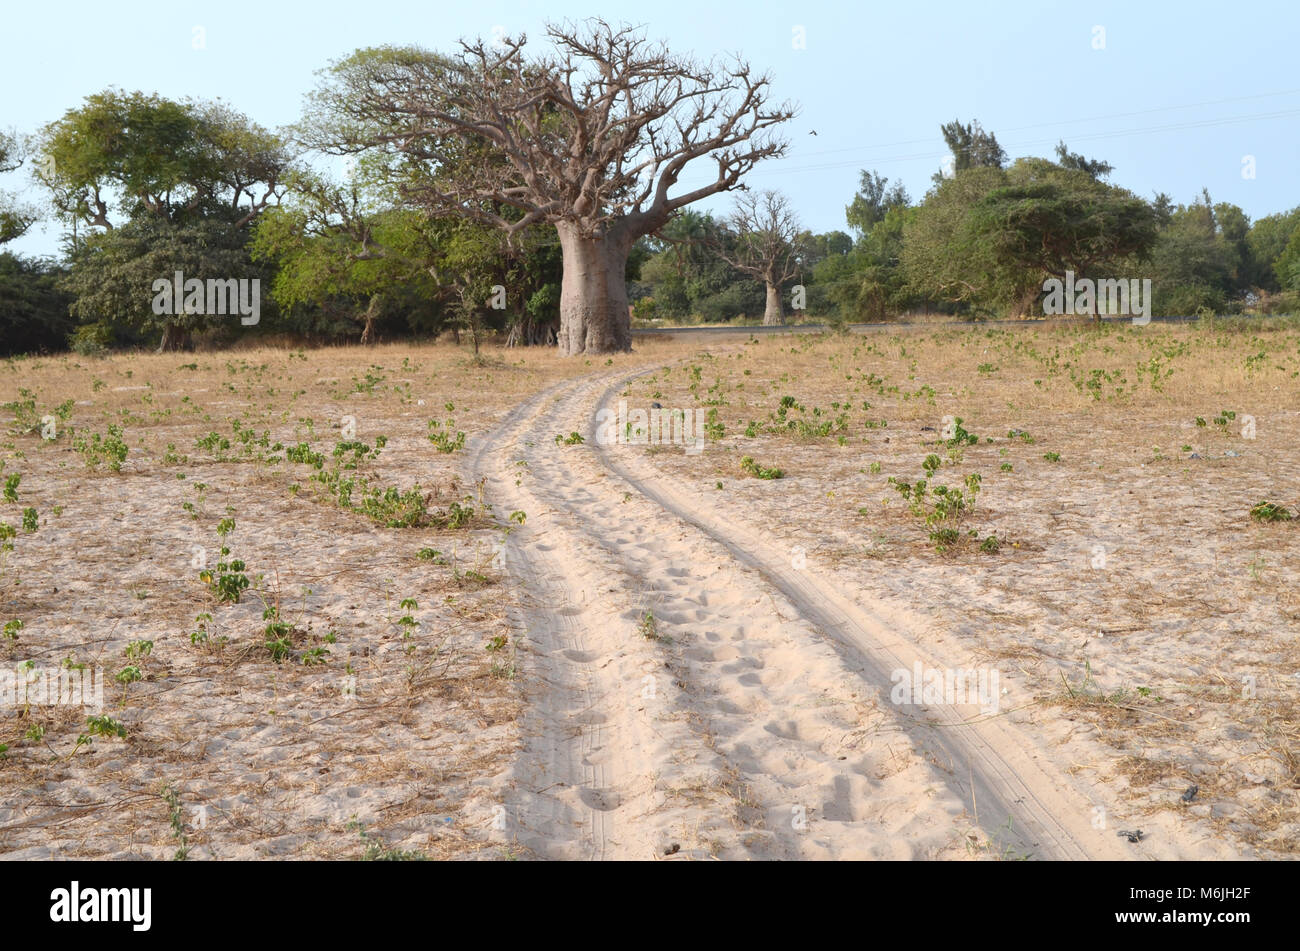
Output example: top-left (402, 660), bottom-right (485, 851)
top-left (1250, 501), bottom-right (1294, 523)
top-left (740, 456), bottom-right (784, 479)
top-left (73, 425), bottom-right (128, 471)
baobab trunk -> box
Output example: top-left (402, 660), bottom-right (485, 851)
top-left (556, 223), bottom-right (632, 356)
top-left (763, 281), bottom-right (785, 326)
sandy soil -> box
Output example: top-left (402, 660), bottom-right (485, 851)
top-left (2, 320), bottom-right (1296, 860)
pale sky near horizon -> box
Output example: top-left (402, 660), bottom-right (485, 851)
top-left (2, 0), bottom-right (1297, 259)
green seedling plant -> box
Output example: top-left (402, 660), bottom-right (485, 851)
top-left (333, 438), bottom-right (383, 469)
top-left (943, 417), bottom-right (979, 448)
top-left (397, 598), bottom-right (419, 653)
top-left (427, 411), bottom-right (466, 453)
top-left (200, 518), bottom-right (249, 603)
top-left (71, 715), bottom-right (127, 759)
top-left (349, 819), bottom-right (426, 861)
top-left (286, 442), bottom-right (325, 468)
top-left (161, 784), bottom-right (191, 860)
top-left (296, 442), bottom-right (433, 528)
top-left (1213, 410), bottom-right (1237, 430)
top-left (182, 482), bottom-right (209, 521)
top-left (190, 611), bottom-right (224, 649)
top-left (705, 408), bottom-right (724, 440)
top-left (443, 500), bottom-right (475, 529)
top-left (486, 634), bottom-right (514, 679)
top-left (12, 659), bottom-right (36, 714)
top-left (262, 605), bottom-right (294, 662)
top-left (301, 646), bottom-right (330, 666)
top-left (1, 390), bottom-right (68, 437)
top-left (888, 453), bottom-right (984, 552)
top-left (1, 475), bottom-right (37, 591)
top-left (3, 389), bottom-right (40, 435)
top-left (637, 610), bottom-right (670, 643)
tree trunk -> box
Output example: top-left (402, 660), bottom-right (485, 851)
top-left (762, 281), bottom-right (785, 326)
top-left (557, 224), bottom-right (632, 355)
top-left (1011, 285), bottom-right (1039, 320)
top-left (157, 323), bottom-right (192, 352)
top-left (360, 294), bottom-right (380, 344)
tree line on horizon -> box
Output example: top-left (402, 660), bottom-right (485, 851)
top-left (2, 25), bottom-right (1299, 358)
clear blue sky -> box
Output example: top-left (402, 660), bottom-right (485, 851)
top-left (3, 0), bottom-right (1297, 258)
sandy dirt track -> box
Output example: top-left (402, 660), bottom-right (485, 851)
top-left (471, 360), bottom-right (1235, 860)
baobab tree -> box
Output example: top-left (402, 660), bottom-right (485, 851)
top-left (719, 189), bottom-right (804, 325)
top-left (300, 20), bottom-right (796, 354)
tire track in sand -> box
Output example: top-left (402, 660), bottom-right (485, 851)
top-left (473, 366), bottom-right (1039, 859)
top-left (588, 369), bottom-right (1148, 861)
top-left (470, 373), bottom-right (740, 859)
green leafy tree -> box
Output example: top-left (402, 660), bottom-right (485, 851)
top-left (904, 165), bottom-right (1011, 311)
top-left (252, 188), bottom-right (442, 344)
top-left (1273, 226), bottom-right (1300, 295)
top-left (62, 216), bottom-right (263, 349)
top-left (1245, 206), bottom-right (1300, 293)
top-left (0, 130), bottom-right (37, 245)
top-left (253, 127), bottom-right (561, 346)
top-left (1148, 190), bottom-right (1240, 315)
top-left (37, 91), bottom-right (289, 232)
top-left (845, 170), bottom-right (909, 239)
top-left (636, 211), bottom-right (759, 322)
top-left (967, 158), bottom-right (1159, 316)
top-left (0, 254), bottom-right (74, 354)
top-left (1053, 140), bottom-right (1114, 180)
top-left (817, 207), bottom-right (913, 321)
top-left (36, 91), bottom-right (291, 349)
top-left (905, 158), bottom-right (1158, 318)
top-left (932, 119), bottom-right (1005, 184)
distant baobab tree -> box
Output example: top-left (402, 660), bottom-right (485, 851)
top-left (719, 189), bottom-right (805, 326)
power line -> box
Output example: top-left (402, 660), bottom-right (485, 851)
top-left (787, 87), bottom-right (1300, 162)
top-left (735, 106), bottom-right (1300, 177)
